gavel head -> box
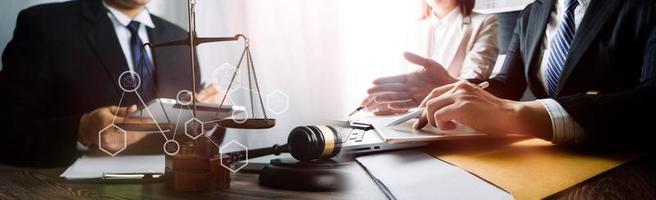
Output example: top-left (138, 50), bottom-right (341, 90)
top-left (287, 125), bottom-right (341, 161)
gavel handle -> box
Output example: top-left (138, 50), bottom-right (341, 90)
top-left (225, 144), bottom-right (289, 162)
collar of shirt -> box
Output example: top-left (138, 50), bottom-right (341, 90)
top-left (558, 0), bottom-right (591, 11)
top-left (102, 0), bottom-right (155, 29)
top-left (430, 7), bottom-right (461, 27)
top-left (578, 0), bottom-right (591, 9)
top-left (554, 0), bottom-right (590, 29)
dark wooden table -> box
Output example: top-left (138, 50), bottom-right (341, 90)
top-left (1, 156), bottom-right (655, 200)
top-left (547, 155), bottom-right (656, 199)
top-left (0, 161), bottom-right (386, 200)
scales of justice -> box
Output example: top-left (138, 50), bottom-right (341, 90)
top-left (154, 0), bottom-right (276, 130)
top-left (106, 0), bottom-right (347, 191)
top-left (109, 0), bottom-right (275, 156)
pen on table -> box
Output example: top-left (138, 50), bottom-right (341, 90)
top-left (103, 172), bottom-right (164, 180)
top-left (347, 106), bottom-right (365, 117)
top-left (386, 81), bottom-right (490, 127)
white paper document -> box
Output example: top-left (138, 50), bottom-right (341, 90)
top-left (356, 150), bottom-right (513, 200)
top-left (60, 155), bottom-right (165, 180)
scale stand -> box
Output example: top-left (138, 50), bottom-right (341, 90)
top-left (147, 0), bottom-right (275, 129)
top-left (142, 0), bottom-right (350, 191)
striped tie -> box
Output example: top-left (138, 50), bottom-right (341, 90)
top-left (546, 0), bottom-right (579, 97)
top-left (127, 21), bottom-right (155, 100)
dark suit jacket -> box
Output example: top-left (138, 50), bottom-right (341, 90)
top-left (0, 0), bottom-right (200, 167)
top-left (483, 0), bottom-right (656, 147)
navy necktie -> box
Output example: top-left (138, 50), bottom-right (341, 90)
top-left (127, 21), bottom-right (155, 100)
top-left (545, 0), bottom-right (579, 97)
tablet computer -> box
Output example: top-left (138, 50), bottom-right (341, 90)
top-left (125, 98), bottom-right (245, 132)
top-left (363, 115), bottom-right (489, 144)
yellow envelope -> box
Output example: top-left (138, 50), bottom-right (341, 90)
top-left (424, 138), bottom-right (635, 200)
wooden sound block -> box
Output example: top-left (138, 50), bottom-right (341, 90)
top-left (213, 118), bottom-right (275, 129)
top-left (258, 158), bottom-right (349, 191)
top-left (172, 171), bottom-right (210, 192)
top-left (171, 155), bottom-right (210, 171)
top-left (210, 155), bottom-right (232, 190)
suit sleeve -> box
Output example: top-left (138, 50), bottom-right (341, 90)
top-left (482, 10), bottom-right (528, 101)
top-left (0, 9), bottom-right (81, 167)
top-left (554, 26), bottom-right (656, 147)
top-left (459, 15), bottom-right (500, 80)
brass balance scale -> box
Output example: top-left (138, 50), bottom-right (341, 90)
top-left (145, 0), bottom-right (275, 130)
top-left (114, 1), bottom-right (348, 191)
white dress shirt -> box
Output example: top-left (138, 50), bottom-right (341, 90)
top-left (102, 0), bottom-right (155, 72)
top-left (536, 0), bottom-right (591, 144)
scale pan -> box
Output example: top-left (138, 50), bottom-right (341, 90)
top-left (215, 118), bottom-right (275, 129)
top-left (115, 123), bottom-right (172, 133)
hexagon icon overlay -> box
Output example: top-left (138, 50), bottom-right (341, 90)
top-left (220, 140), bottom-right (248, 173)
top-left (212, 63), bottom-right (241, 95)
top-left (98, 124), bottom-right (127, 157)
top-left (266, 89), bottom-right (289, 116)
top-left (184, 118), bottom-right (204, 140)
top-left (229, 87), bottom-right (265, 116)
top-left (118, 71), bottom-right (141, 92)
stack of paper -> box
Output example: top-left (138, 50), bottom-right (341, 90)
top-left (60, 155), bottom-right (165, 180)
top-left (356, 150), bottom-right (513, 200)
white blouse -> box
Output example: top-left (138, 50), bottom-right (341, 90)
top-left (427, 8), bottom-right (463, 71)
top-left (407, 8), bottom-right (500, 80)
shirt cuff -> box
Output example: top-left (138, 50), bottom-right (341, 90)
top-left (536, 99), bottom-right (586, 144)
top-left (77, 141), bottom-right (89, 151)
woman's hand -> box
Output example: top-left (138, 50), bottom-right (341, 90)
top-left (414, 81), bottom-right (552, 138)
top-left (362, 52), bottom-right (457, 115)
top-left (196, 83), bottom-right (227, 104)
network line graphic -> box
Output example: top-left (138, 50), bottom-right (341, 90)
top-left (100, 71), bottom-right (178, 156)
top-left (100, 69), bottom-right (253, 173)
top-left (101, 67), bottom-right (287, 174)
top-left (102, 71), bottom-right (228, 157)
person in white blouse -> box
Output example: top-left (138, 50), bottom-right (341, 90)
top-left (362, 0), bottom-right (500, 115)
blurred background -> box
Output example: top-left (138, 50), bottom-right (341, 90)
top-left (0, 0), bottom-right (524, 150)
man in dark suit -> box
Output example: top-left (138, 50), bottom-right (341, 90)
top-left (363, 0), bottom-right (656, 147)
top-left (0, 0), bottom-right (223, 167)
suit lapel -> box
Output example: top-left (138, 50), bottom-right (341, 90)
top-left (556, 0), bottom-right (623, 94)
top-left (83, 0), bottom-right (129, 93)
top-left (525, 0), bottom-right (552, 98)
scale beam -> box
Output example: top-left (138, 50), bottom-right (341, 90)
top-left (151, 34), bottom-right (248, 48)
top-left (141, 0), bottom-right (274, 130)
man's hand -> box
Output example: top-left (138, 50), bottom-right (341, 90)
top-left (414, 81), bottom-right (552, 138)
top-left (193, 84), bottom-right (227, 104)
top-left (362, 52), bottom-right (457, 115)
top-left (78, 105), bottom-right (153, 153)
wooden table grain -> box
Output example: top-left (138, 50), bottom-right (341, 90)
top-left (1, 156), bottom-right (655, 200)
top-left (0, 162), bottom-right (386, 200)
top-left (547, 155), bottom-right (656, 200)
